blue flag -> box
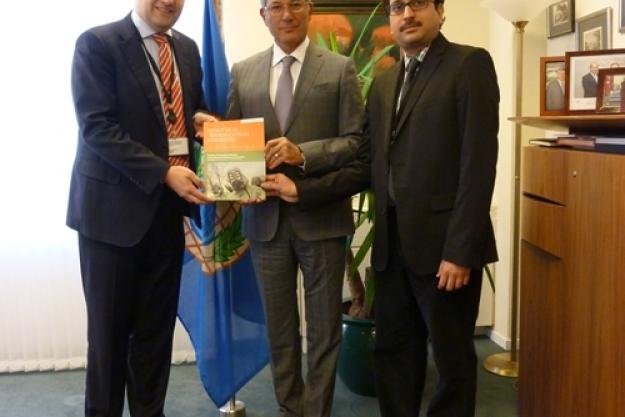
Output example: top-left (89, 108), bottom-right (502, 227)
top-left (177, 0), bottom-right (269, 407)
top-left (200, 0), bottom-right (230, 116)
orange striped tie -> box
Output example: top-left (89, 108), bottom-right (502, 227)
top-left (153, 33), bottom-right (189, 167)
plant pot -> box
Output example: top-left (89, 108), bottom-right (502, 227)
top-left (337, 303), bottom-right (376, 397)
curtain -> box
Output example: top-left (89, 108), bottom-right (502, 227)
top-left (0, 0), bottom-right (203, 374)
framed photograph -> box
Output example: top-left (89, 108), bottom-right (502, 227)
top-left (596, 68), bottom-right (625, 113)
top-left (621, 0), bottom-right (625, 33)
top-left (547, 0), bottom-right (575, 38)
top-left (576, 8), bottom-right (612, 51)
top-left (540, 56), bottom-right (567, 116)
top-left (565, 49), bottom-right (625, 114)
top-left (308, 1), bottom-right (398, 76)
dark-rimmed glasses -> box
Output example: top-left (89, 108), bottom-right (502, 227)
top-left (385, 0), bottom-right (433, 16)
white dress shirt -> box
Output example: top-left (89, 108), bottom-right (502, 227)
top-left (269, 37), bottom-right (310, 106)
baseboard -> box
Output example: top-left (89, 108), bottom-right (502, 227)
top-left (0, 351), bottom-right (197, 374)
top-left (172, 350), bottom-right (196, 365)
top-left (0, 357), bottom-right (87, 373)
top-left (485, 328), bottom-right (511, 350)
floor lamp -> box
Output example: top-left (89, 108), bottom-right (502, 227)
top-left (480, 0), bottom-right (552, 378)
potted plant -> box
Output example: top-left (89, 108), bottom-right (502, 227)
top-left (313, 2), bottom-right (392, 396)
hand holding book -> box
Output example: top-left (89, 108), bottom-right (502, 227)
top-left (262, 173), bottom-right (299, 203)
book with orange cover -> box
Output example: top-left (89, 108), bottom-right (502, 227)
top-left (203, 118), bottom-right (266, 201)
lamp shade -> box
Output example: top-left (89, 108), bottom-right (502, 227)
top-left (480, 0), bottom-right (552, 23)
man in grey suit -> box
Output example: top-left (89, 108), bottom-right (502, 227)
top-left (226, 1), bottom-right (367, 416)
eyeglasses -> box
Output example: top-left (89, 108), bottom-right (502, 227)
top-left (385, 0), bottom-right (433, 16)
top-left (264, 1), bottom-right (308, 17)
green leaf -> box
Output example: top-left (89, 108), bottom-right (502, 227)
top-left (213, 210), bottom-right (246, 263)
top-left (316, 32), bottom-right (329, 50)
top-left (358, 43), bottom-right (396, 78)
top-left (364, 268), bottom-right (375, 316)
top-left (348, 225), bottom-right (375, 278)
top-left (349, 2), bottom-right (383, 60)
top-left (328, 31), bottom-right (339, 53)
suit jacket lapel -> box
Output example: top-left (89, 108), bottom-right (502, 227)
top-left (284, 44), bottom-right (323, 134)
top-left (257, 48), bottom-right (283, 138)
top-left (118, 15), bottom-right (167, 134)
top-left (394, 34), bottom-right (447, 134)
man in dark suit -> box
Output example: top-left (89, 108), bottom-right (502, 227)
top-left (546, 65), bottom-right (565, 111)
top-left (262, 2), bottom-right (498, 415)
top-left (582, 62), bottom-right (599, 97)
top-left (67, 1), bottom-right (212, 415)
top-left (227, 1), bottom-right (367, 415)
top-left (366, 1), bottom-right (499, 416)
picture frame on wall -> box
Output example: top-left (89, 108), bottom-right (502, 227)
top-left (547, 0), bottom-right (575, 38)
top-left (576, 8), bottom-right (612, 51)
top-left (565, 49), bottom-right (625, 114)
top-left (540, 56), bottom-right (567, 116)
top-left (313, 0), bottom-right (382, 13)
top-left (596, 68), bottom-right (625, 113)
top-left (621, 0), bottom-right (625, 33)
top-left (308, 1), bottom-right (398, 77)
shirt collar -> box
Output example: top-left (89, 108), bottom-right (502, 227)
top-left (404, 46), bottom-right (429, 69)
top-left (272, 37), bottom-right (310, 67)
top-left (131, 9), bottom-right (173, 39)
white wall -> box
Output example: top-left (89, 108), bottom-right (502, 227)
top-left (223, 0), bottom-right (273, 65)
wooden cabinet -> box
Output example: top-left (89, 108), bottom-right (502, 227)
top-left (519, 146), bottom-right (625, 417)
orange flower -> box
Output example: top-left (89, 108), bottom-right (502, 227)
top-left (308, 14), bottom-right (354, 50)
top-left (373, 54), bottom-right (397, 76)
top-left (370, 25), bottom-right (393, 49)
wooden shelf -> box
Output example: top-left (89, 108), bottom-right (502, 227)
top-left (509, 115), bottom-right (625, 132)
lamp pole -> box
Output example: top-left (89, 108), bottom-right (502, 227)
top-left (483, 20), bottom-right (527, 378)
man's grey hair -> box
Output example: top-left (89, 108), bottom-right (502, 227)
top-left (261, 0), bottom-right (311, 5)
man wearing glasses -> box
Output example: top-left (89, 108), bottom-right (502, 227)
top-left (227, 1), bottom-right (367, 416)
top-left (367, 1), bottom-right (499, 416)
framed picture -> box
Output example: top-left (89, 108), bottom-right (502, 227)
top-left (547, 0), bottom-right (575, 38)
top-left (576, 8), bottom-right (612, 51)
top-left (565, 49), bottom-right (625, 114)
top-left (596, 68), bottom-right (625, 113)
top-left (308, 1), bottom-right (398, 76)
top-left (621, 0), bottom-right (625, 33)
top-left (540, 56), bottom-right (567, 116)
top-left (313, 0), bottom-right (382, 13)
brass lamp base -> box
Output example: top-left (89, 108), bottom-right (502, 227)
top-left (483, 352), bottom-right (518, 377)
top-left (219, 400), bottom-right (246, 417)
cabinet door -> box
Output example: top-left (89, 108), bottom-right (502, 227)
top-left (519, 241), bottom-right (567, 417)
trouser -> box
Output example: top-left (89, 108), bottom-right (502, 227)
top-left (79, 191), bottom-right (184, 417)
top-left (249, 217), bottom-right (346, 417)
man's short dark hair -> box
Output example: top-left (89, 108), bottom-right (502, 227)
top-left (384, 0), bottom-right (445, 7)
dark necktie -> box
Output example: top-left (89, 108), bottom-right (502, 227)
top-left (275, 56), bottom-right (296, 133)
top-left (397, 57), bottom-right (420, 114)
top-left (389, 57), bottom-right (420, 206)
